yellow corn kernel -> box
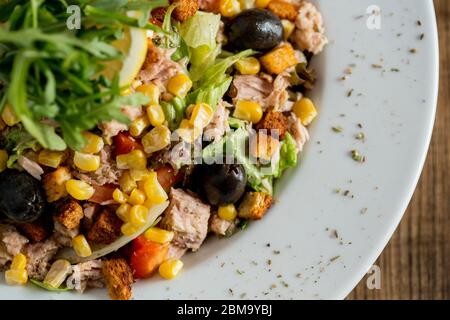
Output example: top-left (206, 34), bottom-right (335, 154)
top-left (136, 83), bottom-right (160, 105)
top-left (0, 149), bottom-right (8, 173)
top-left (121, 87), bottom-right (132, 96)
top-left (218, 204), bottom-right (238, 221)
top-left (5, 269), bottom-right (28, 286)
top-left (116, 150), bottom-right (147, 170)
top-left (255, 0), bottom-right (271, 8)
top-left (141, 125), bottom-right (171, 154)
top-left (129, 188), bottom-right (146, 205)
top-left (73, 152), bottom-right (100, 172)
top-left (146, 104), bottom-right (165, 127)
top-left (0, 118), bottom-right (6, 131)
top-left (1, 105), bottom-right (20, 126)
top-left (10, 253), bottom-right (27, 270)
top-left (81, 132), bottom-right (104, 154)
top-left (167, 74), bottom-right (192, 97)
top-left (292, 97), bottom-right (318, 126)
top-left (142, 172), bottom-right (168, 204)
top-left (189, 103), bottom-right (214, 129)
top-left (119, 171), bottom-right (138, 194)
top-left (235, 57), bottom-right (261, 75)
top-left (220, 0), bottom-right (241, 17)
top-left (113, 188), bottom-right (129, 204)
top-left (66, 179), bottom-right (95, 200)
top-left (44, 260), bottom-right (71, 289)
top-left (129, 205), bottom-right (148, 227)
top-left (144, 227), bottom-right (174, 244)
top-left (281, 19), bottom-right (295, 40)
top-left (116, 203), bottom-right (131, 222)
top-left (159, 259), bottom-right (183, 280)
top-left (130, 116), bottom-right (150, 137)
top-left (129, 168), bottom-right (152, 181)
top-left (37, 149), bottom-right (65, 168)
top-left (121, 222), bottom-right (139, 236)
top-left (233, 100), bottom-right (263, 124)
top-left (176, 119), bottom-right (202, 143)
top-left (72, 235), bottom-right (92, 258)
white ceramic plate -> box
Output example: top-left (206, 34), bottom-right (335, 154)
top-left (0, 0), bottom-right (438, 300)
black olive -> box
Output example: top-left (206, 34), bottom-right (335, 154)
top-left (228, 9), bottom-right (283, 51)
top-left (201, 163), bottom-right (247, 206)
top-left (0, 169), bottom-right (46, 223)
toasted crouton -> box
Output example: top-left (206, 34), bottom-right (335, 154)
top-left (267, 0), bottom-right (298, 21)
top-left (260, 43), bottom-right (298, 75)
top-left (102, 258), bottom-right (133, 300)
top-left (86, 208), bottom-right (123, 245)
top-left (53, 198), bottom-right (84, 230)
top-left (42, 167), bottom-right (71, 203)
top-left (238, 192), bottom-right (272, 220)
top-left (18, 221), bottom-right (50, 242)
top-left (171, 0), bottom-right (198, 22)
top-left (256, 111), bottom-right (289, 139)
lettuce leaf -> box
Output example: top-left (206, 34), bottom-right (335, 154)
top-left (179, 12), bottom-right (221, 49)
top-left (274, 132), bottom-right (298, 178)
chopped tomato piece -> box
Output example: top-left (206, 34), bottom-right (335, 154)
top-left (113, 132), bottom-right (143, 156)
top-left (89, 184), bottom-right (116, 204)
top-left (156, 165), bottom-right (182, 192)
top-left (130, 240), bottom-right (168, 279)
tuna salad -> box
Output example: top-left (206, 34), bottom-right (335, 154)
top-left (0, 0), bottom-right (327, 299)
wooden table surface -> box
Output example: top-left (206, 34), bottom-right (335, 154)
top-left (347, 0), bottom-right (449, 300)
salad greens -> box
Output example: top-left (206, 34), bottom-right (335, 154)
top-left (30, 279), bottom-right (72, 293)
top-left (0, 0), bottom-right (168, 151)
top-left (275, 132), bottom-right (298, 178)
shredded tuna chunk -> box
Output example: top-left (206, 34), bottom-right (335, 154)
top-left (66, 260), bottom-right (105, 293)
top-left (288, 113), bottom-right (310, 152)
top-left (165, 243), bottom-right (187, 260)
top-left (209, 214), bottom-right (236, 236)
top-left (73, 146), bottom-right (122, 186)
top-left (138, 45), bottom-right (183, 89)
top-left (267, 72), bottom-right (295, 112)
top-left (204, 100), bottom-right (230, 142)
top-left (53, 220), bottom-right (79, 247)
top-left (25, 239), bottom-right (59, 280)
top-left (17, 156), bottom-right (44, 180)
top-left (293, 1), bottom-right (328, 55)
top-left (100, 105), bottom-right (142, 141)
top-left (0, 225), bottom-right (29, 268)
top-left (161, 188), bottom-right (211, 251)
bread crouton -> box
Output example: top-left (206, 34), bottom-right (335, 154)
top-left (18, 221), bottom-right (50, 242)
top-left (238, 192), bottom-right (272, 220)
top-left (267, 0), bottom-right (298, 21)
top-left (53, 198), bottom-right (84, 230)
top-left (171, 0), bottom-right (198, 22)
top-left (260, 43), bottom-right (298, 75)
top-left (42, 167), bottom-right (71, 203)
top-left (86, 208), bottom-right (123, 245)
top-left (256, 111), bottom-right (289, 139)
top-left (102, 258), bottom-right (133, 300)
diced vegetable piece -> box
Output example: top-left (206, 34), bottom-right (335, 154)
top-left (5, 269), bottom-right (28, 285)
top-left (113, 133), bottom-right (142, 156)
top-left (292, 97), bottom-right (318, 126)
top-left (81, 132), bottom-right (104, 154)
top-left (159, 259), bottom-right (183, 280)
top-left (142, 172), bottom-right (168, 205)
top-left (121, 222), bottom-right (139, 236)
top-left (130, 240), bottom-right (169, 279)
top-left (10, 253), bottom-right (27, 270)
top-left (281, 19), bottom-right (295, 40)
top-left (167, 74), bottom-right (192, 97)
top-left (43, 260), bottom-right (71, 289)
top-left (129, 205), bottom-right (148, 227)
top-left (176, 119), bottom-right (202, 143)
top-left (220, 0), bottom-right (241, 17)
top-left (38, 150), bottom-right (65, 168)
top-left (130, 116), bottom-right (150, 137)
top-left (218, 204), bottom-right (238, 221)
top-left (116, 150), bottom-right (147, 170)
top-left (129, 168), bottom-right (152, 181)
top-left (144, 227), bottom-right (174, 244)
top-left (66, 179), bottom-right (95, 200)
top-left (73, 152), bottom-right (100, 172)
top-left (119, 171), bottom-right (138, 194)
top-left (1, 105), bottom-right (20, 126)
top-left (141, 126), bottom-right (171, 154)
top-left (72, 235), bottom-right (92, 258)
top-left (155, 165), bottom-right (182, 192)
top-left (116, 203), bottom-right (131, 222)
top-left (233, 100), bottom-right (263, 124)
top-left (255, 0), bottom-right (271, 8)
top-left (189, 103), bottom-right (214, 129)
top-left (136, 84), bottom-right (160, 105)
top-left (235, 57), bottom-right (261, 75)
top-left (129, 189), bottom-right (146, 206)
top-left (113, 188), bottom-right (129, 204)
top-left (146, 104), bottom-right (165, 127)
top-left (89, 184), bottom-right (115, 204)
top-left (260, 43), bottom-right (298, 74)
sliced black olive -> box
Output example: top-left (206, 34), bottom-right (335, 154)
top-left (0, 169), bottom-right (46, 223)
top-left (228, 9), bottom-right (283, 51)
top-left (201, 163), bottom-right (247, 206)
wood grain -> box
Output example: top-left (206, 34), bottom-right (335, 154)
top-left (347, 0), bottom-right (450, 300)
